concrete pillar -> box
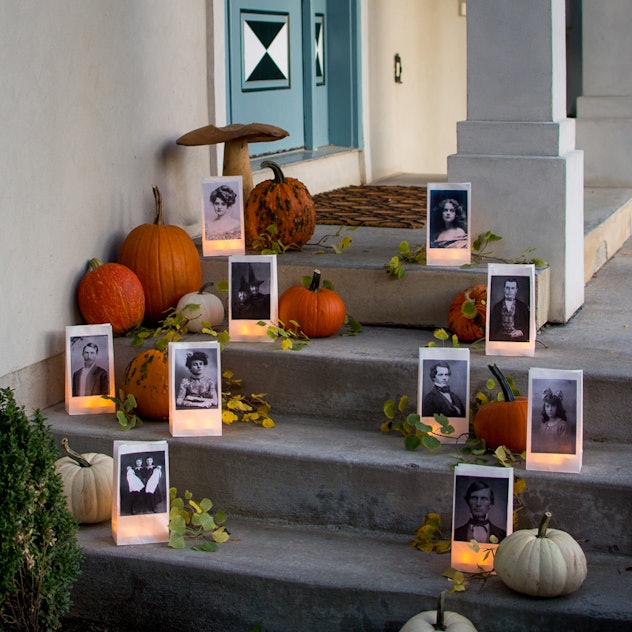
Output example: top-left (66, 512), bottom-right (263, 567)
top-left (576, 1), bottom-right (632, 186)
top-left (448, 0), bottom-right (584, 323)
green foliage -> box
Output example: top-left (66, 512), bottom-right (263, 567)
top-left (381, 395), bottom-right (455, 450)
top-left (425, 328), bottom-right (460, 348)
top-left (168, 488), bottom-right (230, 552)
top-left (310, 225), bottom-right (356, 254)
top-left (410, 513), bottom-right (452, 554)
top-left (102, 389), bottom-right (143, 430)
top-left (252, 224), bottom-right (303, 254)
top-left (261, 320), bottom-right (311, 351)
top-left (222, 370), bottom-right (275, 428)
top-left (129, 307), bottom-right (230, 351)
top-left (384, 241), bottom-right (426, 278)
top-left (0, 388), bottom-right (83, 631)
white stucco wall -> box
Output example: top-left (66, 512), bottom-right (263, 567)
top-left (366, 0), bottom-right (467, 180)
top-left (0, 1), bottom-right (211, 407)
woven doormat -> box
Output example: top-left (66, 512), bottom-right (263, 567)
top-left (313, 185), bottom-right (427, 229)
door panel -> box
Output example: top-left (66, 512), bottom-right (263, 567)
top-left (228, 0), bottom-right (304, 154)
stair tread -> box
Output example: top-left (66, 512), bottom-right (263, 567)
top-left (71, 516), bottom-right (632, 631)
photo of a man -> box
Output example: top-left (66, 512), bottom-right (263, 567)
top-left (71, 338), bottom-right (109, 396)
top-left (489, 276), bottom-right (530, 342)
top-left (453, 478), bottom-right (508, 543)
top-left (421, 360), bottom-right (466, 418)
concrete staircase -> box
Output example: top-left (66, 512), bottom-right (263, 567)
top-left (47, 184), bottom-right (632, 631)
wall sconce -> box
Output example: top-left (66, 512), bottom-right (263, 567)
top-left (458, 1), bottom-right (467, 17)
top-left (394, 53), bottom-right (403, 84)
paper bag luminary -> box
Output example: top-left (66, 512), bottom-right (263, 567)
top-left (526, 368), bottom-right (583, 474)
top-left (426, 183), bottom-right (471, 267)
top-left (417, 347), bottom-right (470, 443)
top-left (65, 324), bottom-right (115, 415)
top-left (485, 263), bottom-right (536, 357)
top-left (451, 464), bottom-right (513, 573)
top-left (112, 440), bottom-right (170, 545)
top-left (201, 176), bottom-right (245, 256)
top-left (168, 341), bottom-right (222, 437)
top-left (228, 255), bottom-right (278, 341)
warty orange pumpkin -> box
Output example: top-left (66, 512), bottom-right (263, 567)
top-left (122, 348), bottom-right (169, 420)
top-left (77, 258), bottom-right (145, 336)
top-left (244, 160), bottom-right (315, 249)
top-left (118, 186), bottom-right (203, 324)
top-left (448, 285), bottom-right (487, 342)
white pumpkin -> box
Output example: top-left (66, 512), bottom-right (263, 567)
top-left (494, 511), bottom-right (587, 598)
top-left (176, 283), bottom-right (225, 332)
top-left (55, 438), bottom-right (113, 524)
top-left (399, 593), bottom-right (477, 632)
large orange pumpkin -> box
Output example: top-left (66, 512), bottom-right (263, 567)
top-left (474, 364), bottom-right (528, 453)
top-left (244, 160), bottom-right (315, 249)
top-left (118, 186), bottom-right (203, 324)
top-left (448, 285), bottom-right (487, 342)
top-left (278, 270), bottom-right (346, 338)
top-left (77, 258), bottom-right (145, 336)
top-left (122, 349), bottom-right (169, 420)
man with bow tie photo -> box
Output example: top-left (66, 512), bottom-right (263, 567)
top-left (453, 480), bottom-right (507, 543)
top-left (421, 361), bottom-right (466, 418)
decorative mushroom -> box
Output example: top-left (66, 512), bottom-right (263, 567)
top-left (176, 122), bottom-right (289, 200)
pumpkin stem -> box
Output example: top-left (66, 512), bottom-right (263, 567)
top-left (61, 438), bottom-right (92, 468)
top-left (434, 591), bottom-right (447, 631)
top-left (87, 258), bottom-right (103, 272)
top-left (152, 185), bottom-right (165, 226)
top-left (260, 160), bottom-right (285, 185)
top-left (200, 282), bottom-right (215, 294)
top-left (308, 269), bottom-right (322, 292)
top-left (488, 364), bottom-right (515, 402)
top-left (537, 511), bottom-right (553, 538)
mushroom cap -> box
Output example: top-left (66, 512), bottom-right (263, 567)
top-left (176, 122), bottom-right (289, 146)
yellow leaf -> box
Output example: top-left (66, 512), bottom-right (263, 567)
top-left (222, 410), bottom-right (238, 424)
top-left (261, 417), bottom-right (275, 428)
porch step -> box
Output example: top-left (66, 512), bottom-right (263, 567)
top-left (63, 518), bottom-right (632, 632)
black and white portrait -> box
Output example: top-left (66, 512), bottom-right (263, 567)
top-left (70, 334), bottom-right (110, 397)
top-left (203, 179), bottom-right (242, 241)
top-left (488, 275), bottom-right (531, 342)
top-left (119, 450), bottom-right (167, 516)
top-left (428, 188), bottom-right (469, 250)
top-left (420, 358), bottom-right (468, 418)
top-left (230, 260), bottom-right (272, 321)
top-left (174, 347), bottom-right (219, 411)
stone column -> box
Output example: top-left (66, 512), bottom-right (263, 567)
top-left (576, 1), bottom-right (632, 186)
top-left (448, 0), bottom-right (584, 323)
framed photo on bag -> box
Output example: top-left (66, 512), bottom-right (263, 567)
top-left (201, 176), bottom-right (245, 256)
top-left (65, 324), bottom-right (115, 415)
top-left (112, 440), bottom-right (170, 545)
top-left (418, 347), bottom-right (470, 443)
top-left (228, 254), bottom-right (278, 341)
top-left (451, 463), bottom-right (513, 573)
top-left (169, 340), bottom-right (222, 437)
top-left (426, 183), bottom-right (471, 267)
top-left (526, 367), bottom-right (583, 473)
top-left (486, 263), bottom-right (536, 357)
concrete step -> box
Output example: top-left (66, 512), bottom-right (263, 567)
top-left (200, 225), bottom-right (552, 330)
top-left (45, 407), bottom-right (632, 555)
top-left (63, 517), bottom-right (632, 632)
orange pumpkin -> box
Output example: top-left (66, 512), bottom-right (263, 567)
top-left (474, 364), bottom-right (527, 453)
top-left (77, 258), bottom-right (145, 336)
top-left (118, 186), bottom-right (203, 324)
top-left (448, 285), bottom-right (487, 342)
top-left (244, 160), bottom-right (315, 249)
top-left (122, 349), bottom-right (169, 420)
top-left (278, 270), bottom-right (346, 338)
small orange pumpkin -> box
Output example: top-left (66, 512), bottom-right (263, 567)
top-left (77, 258), bottom-right (145, 336)
top-left (244, 160), bottom-right (315, 249)
top-left (122, 349), bottom-right (169, 420)
top-left (474, 364), bottom-right (528, 453)
top-left (118, 186), bottom-right (203, 324)
top-left (278, 270), bottom-right (346, 338)
top-left (448, 285), bottom-right (487, 342)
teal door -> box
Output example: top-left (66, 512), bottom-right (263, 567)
top-left (227, 0), bottom-right (360, 155)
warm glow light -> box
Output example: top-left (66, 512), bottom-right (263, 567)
top-left (229, 320), bottom-right (273, 341)
top-left (427, 248), bottom-right (471, 267)
top-left (112, 514), bottom-right (169, 546)
top-left (202, 238), bottom-right (245, 256)
top-left (451, 540), bottom-right (496, 573)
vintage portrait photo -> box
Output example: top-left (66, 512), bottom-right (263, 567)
top-left (486, 263), bottom-right (536, 357)
top-left (418, 347), bottom-right (470, 442)
top-left (231, 260), bottom-right (271, 320)
top-left (201, 176), bottom-right (245, 256)
top-left (427, 186), bottom-right (470, 250)
top-left (112, 440), bottom-right (170, 545)
top-left (527, 368), bottom-right (583, 473)
top-left (450, 464), bottom-right (513, 572)
top-left (65, 324), bottom-right (115, 414)
top-left (168, 341), bottom-right (222, 437)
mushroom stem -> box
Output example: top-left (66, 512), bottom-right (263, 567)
top-left (223, 138), bottom-right (254, 201)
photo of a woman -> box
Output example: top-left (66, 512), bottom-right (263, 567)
top-left (205, 183), bottom-right (241, 241)
top-left (430, 197), bottom-right (468, 249)
top-left (175, 350), bottom-right (218, 410)
top-left (530, 381), bottom-right (577, 455)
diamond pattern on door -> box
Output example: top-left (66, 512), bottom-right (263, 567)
top-left (315, 13), bottom-right (325, 86)
top-left (241, 11), bottom-right (289, 91)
